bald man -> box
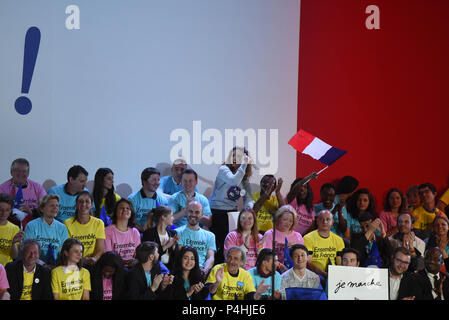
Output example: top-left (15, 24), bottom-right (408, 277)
top-left (175, 201), bottom-right (216, 274)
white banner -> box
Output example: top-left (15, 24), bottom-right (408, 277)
top-left (327, 265), bottom-right (389, 300)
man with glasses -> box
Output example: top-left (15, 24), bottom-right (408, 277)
top-left (0, 158), bottom-right (46, 224)
top-left (389, 247), bottom-right (415, 300)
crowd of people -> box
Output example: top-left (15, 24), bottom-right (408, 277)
top-left (0, 148), bottom-right (448, 300)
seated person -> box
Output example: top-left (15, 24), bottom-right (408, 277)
top-left (0, 158), bottom-right (46, 227)
top-left (168, 169), bottom-right (211, 228)
top-left (0, 263), bottom-right (9, 300)
top-left (92, 168), bottom-right (121, 219)
top-left (90, 251), bottom-right (127, 300)
top-left (248, 248), bottom-right (282, 300)
top-left (280, 244), bottom-right (321, 300)
top-left (0, 193), bottom-right (23, 266)
top-left (340, 247), bottom-right (361, 267)
top-left (158, 158), bottom-right (192, 196)
top-left (206, 246), bottom-right (268, 300)
top-left (48, 165), bottom-right (93, 222)
top-left (378, 188), bottom-right (408, 237)
top-left (5, 239), bottom-right (53, 300)
top-left (252, 175), bottom-right (285, 234)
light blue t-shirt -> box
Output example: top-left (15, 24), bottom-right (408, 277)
top-left (128, 189), bottom-right (168, 227)
top-left (169, 191), bottom-right (212, 227)
top-left (47, 184), bottom-right (94, 222)
top-left (24, 217), bottom-right (69, 263)
top-left (159, 176), bottom-right (183, 196)
top-left (313, 202), bottom-right (350, 238)
top-left (248, 267), bottom-right (281, 298)
top-left (175, 225), bottom-right (216, 268)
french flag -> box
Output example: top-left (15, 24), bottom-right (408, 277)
top-left (288, 129), bottom-right (346, 166)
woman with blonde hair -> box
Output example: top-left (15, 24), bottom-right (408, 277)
top-left (209, 146), bottom-right (254, 264)
top-left (261, 205), bottom-right (304, 268)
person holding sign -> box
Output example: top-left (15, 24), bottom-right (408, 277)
top-left (303, 210), bottom-right (345, 279)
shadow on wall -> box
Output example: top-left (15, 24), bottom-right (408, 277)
top-left (42, 179), bottom-right (57, 192)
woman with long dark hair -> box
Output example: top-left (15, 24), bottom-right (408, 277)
top-left (170, 246), bottom-right (209, 300)
top-left (92, 168), bottom-right (120, 218)
top-left (286, 176), bottom-right (316, 236)
top-left (346, 188), bottom-right (377, 236)
top-left (379, 188), bottom-right (408, 237)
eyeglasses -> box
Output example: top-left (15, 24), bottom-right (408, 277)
top-left (394, 257), bottom-right (410, 266)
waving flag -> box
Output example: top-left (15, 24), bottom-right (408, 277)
top-left (99, 205), bottom-right (112, 227)
top-left (13, 184), bottom-right (25, 209)
top-left (288, 129), bottom-right (346, 166)
top-left (283, 238), bottom-right (294, 269)
top-left (365, 239), bottom-right (382, 267)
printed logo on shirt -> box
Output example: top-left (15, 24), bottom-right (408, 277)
top-left (227, 186), bottom-right (242, 201)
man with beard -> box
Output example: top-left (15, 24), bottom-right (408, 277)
top-left (175, 201), bottom-right (216, 274)
top-left (5, 239), bottom-right (53, 300)
top-left (389, 212), bottom-right (425, 272)
top-left (126, 241), bottom-right (173, 300)
top-left (389, 247), bottom-right (415, 300)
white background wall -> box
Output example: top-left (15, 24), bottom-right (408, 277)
top-left (0, 0), bottom-right (300, 198)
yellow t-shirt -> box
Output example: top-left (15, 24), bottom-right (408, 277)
top-left (64, 217), bottom-right (105, 257)
top-left (20, 270), bottom-right (34, 300)
top-left (100, 193), bottom-right (121, 215)
top-left (252, 192), bottom-right (279, 232)
top-left (412, 206), bottom-right (446, 231)
top-left (303, 230), bottom-right (345, 272)
top-left (0, 221), bottom-right (20, 266)
top-left (440, 188), bottom-right (449, 206)
top-left (206, 263), bottom-right (256, 300)
top-left (51, 266), bottom-right (91, 300)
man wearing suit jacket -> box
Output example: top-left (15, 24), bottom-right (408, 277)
top-left (398, 247), bottom-right (449, 300)
top-left (5, 239), bottom-right (53, 300)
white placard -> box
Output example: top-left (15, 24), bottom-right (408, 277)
top-left (327, 265), bottom-right (389, 300)
top-left (227, 211), bottom-right (240, 232)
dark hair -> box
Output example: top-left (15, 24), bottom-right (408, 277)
top-left (67, 165), bottom-right (88, 181)
top-left (182, 168), bottom-right (198, 181)
top-left (418, 182), bottom-right (437, 194)
top-left (289, 244), bottom-right (309, 259)
top-left (393, 246), bottom-right (411, 258)
top-left (336, 176), bottom-right (359, 195)
top-left (73, 191), bottom-right (93, 221)
top-left (255, 248), bottom-right (275, 275)
top-left (397, 211), bottom-right (415, 225)
top-left (0, 193), bottom-right (13, 208)
top-left (57, 238), bottom-right (84, 269)
top-left (383, 188), bottom-right (407, 213)
top-left (146, 205), bottom-right (172, 229)
top-left (93, 168), bottom-right (117, 217)
top-left (91, 251), bottom-right (126, 300)
top-left (340, 247), bottom-right (360, 262)
top-left (20, 238), bottom-right (41, 257)
top-left (10, 158), bottom-right (30, 171)
top-left (173, 246), bottom-right (204, 284)
top-left (111, 198), bottom-right (136, 228)
top-left (347, 188), bottom-right (377, 220)
top-left (289, 177), bottom-right (314, 212)
top-left (135, 241), bottom-right (158, 264)
top-left (140, 167), bottom-right (160, 185)
top-left (358, 212), bottom-right (374, 223)
top-left (320, 183), bottom-right (336, 194)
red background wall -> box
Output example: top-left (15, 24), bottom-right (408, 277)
top-left (297, 0), bottom-right (449, 209)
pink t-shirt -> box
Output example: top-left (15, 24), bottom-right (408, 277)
top-left (378, 210), bottom-right (397, 234)
top-left (0, 264), bottom-right (9, 290)
top-left (288, 198), bottom-right (315, 236)
top-left (0, 179), bottom-right (46, 211)
top-left (223, 231), bottom-right (263, 270)
top-left (262, 228), bottom-right (304, 263)
top-left (104, 225), bottom-right (141, 262)
top-left (102, 277), bottom-right (113, 300)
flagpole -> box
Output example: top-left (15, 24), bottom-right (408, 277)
top-left (302, 166), bottom-right (329, 185)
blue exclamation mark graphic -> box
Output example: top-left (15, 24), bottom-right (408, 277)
top-left (14, 27), bottom-right (41, 115)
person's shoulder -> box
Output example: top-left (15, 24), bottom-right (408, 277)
top-left (303, 229), bottom-right (317, 240)
top-left (26, 217), bottom-right (42, 228)
top-left (127, 190), bottom-right (141, 200)
top-left (63, 217), bottom-right (75, 226)
top-left (160, 175), bottom-right (171, 183)
top-left (48, 184), bottom-right (64, 194)
top-left (6, 221), bottom-right (20, 232)
top-left (0, 179), bottom-right (12, 189)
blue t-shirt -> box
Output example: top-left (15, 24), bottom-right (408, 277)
top-left (159, 176), bottom-right (183, 196)
top-left (24, 217), bottom-right (69, 263)
top-left (169, 191), bottom-right (212, 227)
top-left (47, 184), bottom-right (94, 222)
top-left (175, 225), bottom-right (216, 268)
top-left (128, 189), bottom-right (168, 227)
top-left (313, 202), bottom-right (350, 238)
top-left (248, 267), bottom-right (281, 298)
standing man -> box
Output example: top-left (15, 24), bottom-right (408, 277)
top-left (169, 169), bottom-right (211, 228)
top-left (175, 201), bottom-right (215, 274)
top-left (0, 158), bottom-right (46, 224)
top-left (47, 165), bottom-right (92, 223)
top-left (128, 167), bottom-right (168, 233)
top-left (5, 239), bottom-right (53, 300)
